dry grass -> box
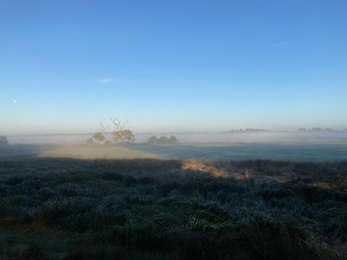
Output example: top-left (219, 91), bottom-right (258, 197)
top-left (181, 159), bottom-right (227, 177)
top-left (276, 178), bottom-right (290, 184)
top-left (206, 166), bottom-right (227, 177)
top-left (181, 158), bottom-right (207, 171)
top-left (233, 170), bottom-right (253, 181)
top-left (311, 182), bottom-right (337, 190)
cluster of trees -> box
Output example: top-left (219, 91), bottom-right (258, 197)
top-left (148, 135), bottom-right (179, 145)
top-left (0, 135), bottom-right (8, 145)
top-left (87, 118), bottom-right (135, 145)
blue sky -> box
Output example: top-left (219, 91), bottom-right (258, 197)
top-left (1, 0), bottom-right (346, 135)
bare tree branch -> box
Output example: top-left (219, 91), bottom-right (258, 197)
top-left (110, 117), bottom-right (134, 143)
top-left (96, 119), bottom-right (110, 134)
top-left (93, 119), bottom-right (110, 145)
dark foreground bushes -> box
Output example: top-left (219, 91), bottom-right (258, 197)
top-left (0, 157), bottom-right (347, 259)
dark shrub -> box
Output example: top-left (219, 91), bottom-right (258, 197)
top-left (86, 138), bottom-right (94, 145)
top-left (137, 176), bottom-right (157, 184)
top-left (296, 185), bottom-right (333, 203)
top-left (0, 135), bottom-right (8, 145)
top-left (0, 160), bottom-right (17, 168)
top-left (11, 180), bottom-right (46, 196)
top-left (6, 176), bottom-right (24, 186)
top-left (147, 136), bottom-right (159, 144)
top-left (168, 135), bottom-right (179, 144)
top-left (38, 187), bottom-right (56, 200)
top-left (7, 195), bottom-right (30, 207)
top-left (0, 185), bottom-right (9, 197)
top-left (335, 191), bottom-right (347, 202)
top-left (158, 136), bottom-right (168, 144)
top-left (20, 246), bottom-right (48, 259)
top-left (101, 171), bottom-right (124, 182)
top-left (16, 179), bottom-right (46, 190)
top-left (92, 212), bottom-right (127, 229)
top-left (337, 160), bottom-right (347, 170)
top-left (122, 176), bottom-right (138, 187)
top-left (58, 183), bottom-right (86, 197)
top-left (158, 182), bottom-right (181, 196)
top-left (258, 188), bottom-right (294, 201)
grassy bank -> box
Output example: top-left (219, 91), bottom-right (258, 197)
top-left (0, 156), bottom-right (347, 259)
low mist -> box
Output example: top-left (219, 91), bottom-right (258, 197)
top-left (6, 130), bottom-right (347, 145)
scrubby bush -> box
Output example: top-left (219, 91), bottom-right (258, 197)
top-left (93, 132), bottom-right (105, 145)
top-left (148, 136), bottom-right (159, 144)
top-left (168, 135), bottom-right (179, 144)
top-left (37, 187), bottom-right (56, 200)
top-left (158, 136), bottom-right (168, 144)
top-left (58, 183), bottom-right (86, 197)
top-left (6, 176), bottom-right (24, 186)
top-left (122, 176), bottom-right (138, 186)
top-left (0, 135), bottom-right (8, 145)
top-left (101, 171), bottom-right (124, 182)
top-left (86, 138), bottom-right (94, 145)
top-left (148, 135), bottom-right (179, 145)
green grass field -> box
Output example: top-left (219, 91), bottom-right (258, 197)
top-left (0, 143), bottom-right (347, 259)
top-left (1, 142), bottom-right (347, 161)
top-left (34, 142), bottom-right (347, 162)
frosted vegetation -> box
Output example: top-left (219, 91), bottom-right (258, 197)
top-left (0, 157), bottom-right (346, 259)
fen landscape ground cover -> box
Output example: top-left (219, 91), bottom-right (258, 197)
top-left (0, 143), bottom-right (347, 259)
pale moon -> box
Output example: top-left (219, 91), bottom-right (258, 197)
top-left (13, 100), bottom-right (17, 103)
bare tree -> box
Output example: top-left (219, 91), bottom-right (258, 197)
top-left (92, 120), bottom-right (110, 145)
top-left (110, 117), bottom-right (135, 143)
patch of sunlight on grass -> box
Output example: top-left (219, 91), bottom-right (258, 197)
top-left (37, 145), bottom-right (161, 159)
top-left (181, 159), bottom-right (227, 177)
top-left (311, 182), bottom-right (337, 190)
top-left (276, 178), bottom-right (290, 184)
top-left (234, 170), bottom-right (253, 181)
top-left (206, 166), bottom-right (227, 177)
top-left (181, 158), bottom-right (207, 170)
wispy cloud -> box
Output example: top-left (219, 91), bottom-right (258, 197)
top-left (268, 41), bottom-right (292, 47)
top-left (98, 78), bottom-right (114, 83)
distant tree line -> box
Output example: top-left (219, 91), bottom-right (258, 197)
top-left (298, 128), bottom-right (340, 132)
top-left (222, 128), bottom-right (270, 133)
top-left (148, 135), bottom-right (179, 145)
top-left (0, 135), bottom-right (8, 145)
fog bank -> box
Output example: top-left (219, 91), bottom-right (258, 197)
top-left (6, 131), bottom-right (347, 145)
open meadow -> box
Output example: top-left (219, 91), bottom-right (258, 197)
top-left (2, 142), bottom-right (346, 161)
top-left (0, 143), bottom-right (347, 259)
